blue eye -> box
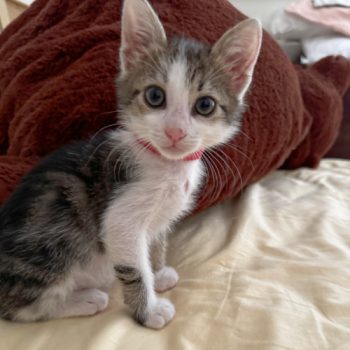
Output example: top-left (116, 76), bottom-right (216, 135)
top-left (195, 96), bottom-right (216, 116)
top-left (144, 86), bottom-right (165, 108)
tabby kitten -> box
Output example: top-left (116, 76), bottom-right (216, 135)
top-left (0, 0), bottom-right (262, 329)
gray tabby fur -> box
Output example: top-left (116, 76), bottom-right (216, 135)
top-left (0, 0), bottom-right (262, 329)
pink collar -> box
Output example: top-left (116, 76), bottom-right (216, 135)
top-left (136, 138), bottom-right (204, 161)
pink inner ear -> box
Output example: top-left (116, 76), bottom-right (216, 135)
top-left (226, 49), bottom-right (257, 94)
top-left (122, 46), bottom-right (134, 71)
top-left (122, 29), bottom-right (148, 70)
top-left (120, 0), bottom-right (166, 74)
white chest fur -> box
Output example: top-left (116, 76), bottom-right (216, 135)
top-left (139, 156), bottom-right (203, 234)
top-left (104, 154), bottom-right (203, 240)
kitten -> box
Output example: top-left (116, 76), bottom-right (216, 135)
top-left (0, 0), bottom-right (262, 329)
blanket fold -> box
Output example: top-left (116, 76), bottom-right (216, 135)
top-left (0, 0), bottom-right (349, 212)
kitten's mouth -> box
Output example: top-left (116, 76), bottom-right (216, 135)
top-left (136, 137), bottom-right (204, 161)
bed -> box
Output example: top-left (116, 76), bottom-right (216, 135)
top-left (1, 159), bottom-right (350, 349)
top-left (1, 0), bottom-right (350, 347)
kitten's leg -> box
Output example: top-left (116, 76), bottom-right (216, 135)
top-left (151, 232), bottom-right (179, 293)
top-left (112, 233), bottom-right (175, 329)
top-left (151, 231), bottom-right (168, 272)
top-left (14, 288), bottom-right (109, 321)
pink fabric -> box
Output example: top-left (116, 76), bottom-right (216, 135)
top-left (287, 0), bottom-right (350, 37)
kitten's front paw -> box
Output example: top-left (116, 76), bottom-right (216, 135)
top-left (154, 266), bottom-right (179, 293)
top-left (144, 298), bottom-right (175, 329)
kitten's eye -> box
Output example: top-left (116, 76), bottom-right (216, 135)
top-left (144, 86), bottom-right (165, 108)
top-left (195, 97), bottom-right (216, 116)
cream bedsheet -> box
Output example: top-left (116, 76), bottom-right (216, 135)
top-left (1, 159), bottom-right (350, 350)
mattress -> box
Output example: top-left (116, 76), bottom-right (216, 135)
top-left (1, 159), bottom-right (350, 350)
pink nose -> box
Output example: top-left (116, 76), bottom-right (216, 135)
top-left (164, 127), bottom-right (186, 143)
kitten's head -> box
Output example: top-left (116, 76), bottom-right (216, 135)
top-left (117, 0), bottom-right (262, 160)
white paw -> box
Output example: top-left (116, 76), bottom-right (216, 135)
top-left (144, 298), bottom-right (175, 329)
top-left (77, 289), bottom-right (109, 315)
top-left (154, 267), bottom-right (179, 293)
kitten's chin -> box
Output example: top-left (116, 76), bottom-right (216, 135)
top-left (158, 148), bottom-right (191, 161)
top-left (157, 145), bottom-right (202, 161)
top-left (133, 135), bottom-right (202, 161)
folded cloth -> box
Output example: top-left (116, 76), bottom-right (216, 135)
top-left (1, 0), bottom-right (350, 210)
top-left (313, 0), bottom-right (350, 7)
top-left (301, 35), bottom-right (350, 64)
top-left (267, 8), bottom-right (334, 40)
top-left (287, 0), bottom-right (350, 37)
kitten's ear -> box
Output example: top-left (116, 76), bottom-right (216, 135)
top-left (211, 19), bottom-right (262, 100)
top-left (120, 0), bottom-right (167, 74)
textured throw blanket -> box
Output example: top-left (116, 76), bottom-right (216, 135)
top-left (0, 0), bottom-right (349, 213)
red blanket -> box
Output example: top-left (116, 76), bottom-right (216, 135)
top-left (0, 0), bottom-right (349, 212)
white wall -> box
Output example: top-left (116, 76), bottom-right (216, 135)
top-left (228, 0), bottom-right (293, 27)
top-left (228, 0), bottom-right (302, 61)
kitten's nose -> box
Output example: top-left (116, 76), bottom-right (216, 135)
top-left (164, 127), bottom-right (186, 143)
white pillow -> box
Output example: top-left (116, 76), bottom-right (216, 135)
top-left (267, 9), bottom-right (334, 40)
top-left (301, 35), bottom-right (350, 64)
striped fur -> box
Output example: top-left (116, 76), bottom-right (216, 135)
top-left (0, 0), bottom-right (261, 328)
